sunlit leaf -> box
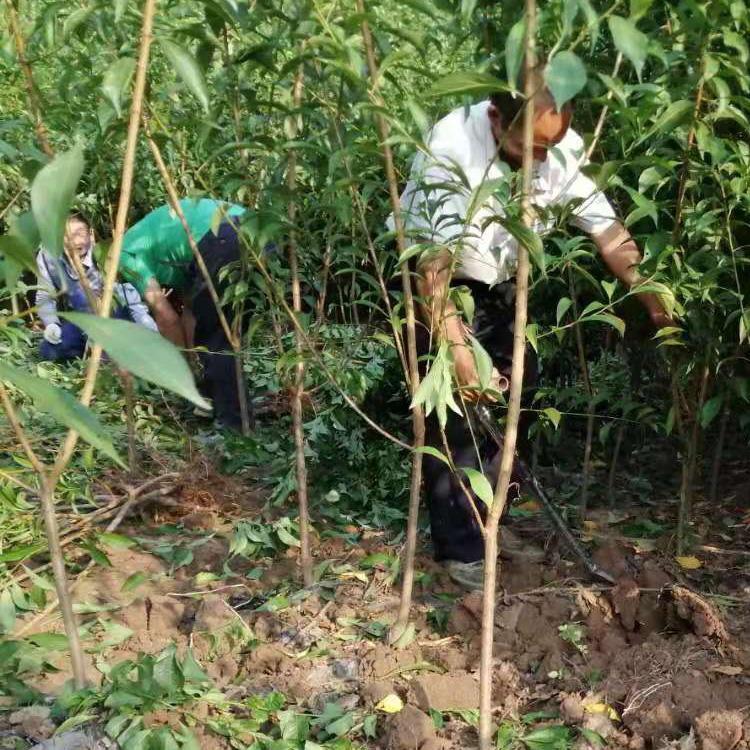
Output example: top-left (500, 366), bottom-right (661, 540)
top-left (31, 143), bottom-right (85, 256)
top-left (675, 555), bottom-right (702, 570)
top-left (556, 297), bottom-right (572, 325)
top-left (0, 362), bottom-right (124, 467)
top-left (62, 314), bottom-right (210, 409)
top-left (607, 16), bottom-right (648, 81)
top-left (101, 57), bottom-right (136, 118)
top-left (416, 445), bottom-right (451, 466)
top-left (462, 467), bottom-right (494, 508)
top-left (545, 51), bottom-right (588, 111)
top-left (160, 39), bottom-right (211, 113)
top-left (428, 71), bottom-right (509, 99)
top-left (505, 18), bottom-right (526, 90)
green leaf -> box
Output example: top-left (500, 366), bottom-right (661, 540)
top-left (416, 445), bottom-right (451, 466)
top-left (115, 0), bottom-right (128, 22)
top-left (27, 632), bottom-right (69, 651)
top-left (580, 728), bottom-right (606, 747)
top-left (607, 16), bottom-right (648, 81)
top-left (97, 532), bottom-right (135, 549)
top-left (630, 0), bottom-right (654, 19)
top-left (500, 218), bottom-right (545, 276)
top-left (469, 335), bottom-right (494, 390)
top-left (523, 725), bottom-right (571, 745)
top-left (636, 100), bottom-right (693, 147)
top-left (701, 396), bottom-right (723, 428)
top-left (101, 57), bottom-right (136, 118)
top-left (725, 30), bottom-right (749, 64)
top-left (526, 323), bottom-right (539, 352)
top-left (578, 0), bottom-right (600, 49)
top-left (122, 572), bottom-right (148, 593)
top-left (428, 71), bottom-right (509, 99)
top-left (0, 589), bottom-right (17, 634)
top-left (160, 39), bottom-right (210, 113)
top-left (586, 313), bottom-right (626, 336)
top-left (461, 0), bottom-right (478, 20)
top-left (0, 236), bottom-right (37, 290)
top-left (462, 467), bottom-right (494, 508)
top-left (556, 297), bottom-right (572, 325)
top-left (505, 18), bottom-right (526, 90)
top-left (22, 566), bottom-right (56, 591)
top-left (0, 543), bottom-right (46, 563)
top-left (544, 52), bottom-right (588, 111)
top-left (61, 314), bottom-right (210, 409)
top-left (543, 407), bottom-right (562, 429)
top-left (180, 649), bottom-right (210, 683)
top-left (31, 143), bottom-right (85, 256)
top-left (0, 362), bottom-right (124, 466)
top-left (82, 539), bottom-right (112, 567)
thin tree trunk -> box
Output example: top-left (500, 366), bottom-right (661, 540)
top-left (286, 60), bottom-right (314, 588)
top-left (4, 0), bottom-right (54, 157)
top-left (709, 405), bottom-right (729, 504)
top-left (607, 421), bottom-right (625, 509)
top-left (50, 0), bottom-right (157, 478)
top-left (357, 0), bottom-right (425, 643)
top-left (122, 370), bottom-right (137, 473)
top-left (677, 355), bottom-right (710, 554)
top-left (479, 4), bottom-right (536, 747)
top-left (568, 271), bottom-right (594, 524)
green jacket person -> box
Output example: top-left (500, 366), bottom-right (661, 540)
top-left (120, 198), bottom-right (247, 429)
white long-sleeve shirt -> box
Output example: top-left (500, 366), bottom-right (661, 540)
top-left (389, 100), bottom-right (617, 285)
top-left (35, 248), bottom-right (158, 331)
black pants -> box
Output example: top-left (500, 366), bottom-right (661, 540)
top-left (419, 280), bottom-right (537, 563)
top-left (189, 220), bottom-right (248, 430)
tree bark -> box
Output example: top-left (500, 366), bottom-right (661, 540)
top-left (478, 2), bottom-right (536, 746)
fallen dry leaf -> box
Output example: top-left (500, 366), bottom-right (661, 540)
top-left (375, 694), bottom-right (404, 713)
top-left (675, 556), bottom-right (703, 570)
top-left (708, 665), bottom-right (743, 676)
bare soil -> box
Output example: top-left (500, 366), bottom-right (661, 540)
top-left (5, 464), bottom-right (750, 750)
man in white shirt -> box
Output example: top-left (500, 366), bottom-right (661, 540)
top-left (394, 70), bottom-right (673, 589)
top-left (36, 216), bottom-right (158, 362)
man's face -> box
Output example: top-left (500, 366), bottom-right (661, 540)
top-left (63, 220), bottom-right (92, 258)
top-left (489, 103), bottom-right (571, 165)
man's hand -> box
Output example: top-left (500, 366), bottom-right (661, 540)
top-left (453, 344), bottom-right (507, 402)
top-left (44, 323), bottom-right (62, 345)
top-left (650, 310), bottom-right (676, 330)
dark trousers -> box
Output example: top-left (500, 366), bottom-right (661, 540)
top-left (39, 306), bottom-right (132, 363)
top-left (189, 220), bottom-right (248, 430)
top-left (420, 280), bottom-right (537, 563)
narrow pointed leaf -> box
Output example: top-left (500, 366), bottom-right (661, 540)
top-left (462, 467), bottom-right (494, 509)
top-left (160, 39), bottom-right (210, 113)
top-left (545, 52), bottom-right (588, 111)
top-left (428, 71), bottom-right (509, 99)
top-left (505, 18), bottom-right (526, 90)
top-left (115, 0), bottom-right (128, 22)
top-left (607, 16), bottom-right (648, 81)
top-left (31, 143), bottom-right (85, 256)
top-left (101, 57), bottom-right (136, 118)
top-left (62, 313), bottom-right (210, 409)
top-left (0, 362), bottom-right (124, 466)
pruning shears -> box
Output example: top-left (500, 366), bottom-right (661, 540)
top-left (473, 403), bottom-right (617, 586)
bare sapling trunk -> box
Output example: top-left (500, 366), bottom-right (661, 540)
top-left (709, 404), bottom-right (729, 503)
top-left (357, 0), bottom-right (426, 643)
top-left (568, 271), bottom-right (595, 524)
top-left (677, 354), bottom-right (710, 554)
top-left (4, 0), bottom-right (54, 157)
top-left (478, 4), bottom-right (536, 747)
top-left (286, 61), bottom-right (314, 588)
top-left (607, 421), bottom-right (625, 509)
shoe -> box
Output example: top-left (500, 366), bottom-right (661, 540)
top-left (193, 404), bottom-right (214, 418)
top-left (499, 526), bottom-right (545, 562)
top-left (446, 559), bottom-right (487, 590)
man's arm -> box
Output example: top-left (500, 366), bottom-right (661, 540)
top-left (416, 248), bottom-right (504, 398)
top-left (592, 221), bottom-right (674, 329)
top-left (144, 279), bottom-right (186, 347)
top-left (121, 283), bottom-right (159, 332)
top-left (34, 254), bottom-right (60, 328)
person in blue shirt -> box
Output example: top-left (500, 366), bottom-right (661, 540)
top-left (35, 215), bottom-right (157, 363)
